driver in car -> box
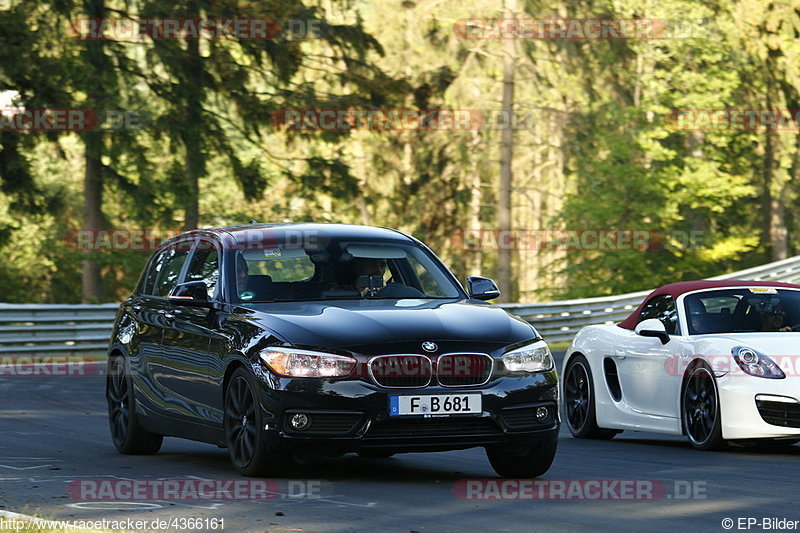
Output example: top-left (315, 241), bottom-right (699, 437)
top-left (759, 303), bottom-right (792, 332)
top-left (350, 257), bottom-right (424, 298)
top-left (354, 257), bottom-right (387, 296)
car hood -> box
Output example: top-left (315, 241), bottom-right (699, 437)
top-left (697, 333), bottom-right (800, 356)
top-left (241, 298), bottom-right (538, 354)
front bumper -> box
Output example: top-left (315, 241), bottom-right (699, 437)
top-left (255, 372), bottom-right (560, 454)
top-left (718, 374), bottom-right (800, 440)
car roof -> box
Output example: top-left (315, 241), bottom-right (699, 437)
top-left (162, 222), bottom-right (415, 249)
top-left (618, 279), bottom-right (800, 330)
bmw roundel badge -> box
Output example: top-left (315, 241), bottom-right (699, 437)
top-left (421, 341), bottom-right (438, 352)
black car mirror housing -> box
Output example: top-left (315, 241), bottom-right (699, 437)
top-left (169, 281), bottom-right (214, 308)
top-left (467, 276), bottom-right (501, 301)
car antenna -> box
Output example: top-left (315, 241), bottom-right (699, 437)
top-left (249, 219), bottom-right (259, 224)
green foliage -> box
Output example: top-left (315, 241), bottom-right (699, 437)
top-left (0, 0), bottom-right (799, 302)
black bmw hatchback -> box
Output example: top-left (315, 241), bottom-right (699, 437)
top-left (106, 223), bottom-right (559, 477)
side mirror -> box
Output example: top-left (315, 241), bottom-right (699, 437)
top-left (467, 276), bottom-right (501, 301)
top-left (169, 281), bottom-right (212, 307)
top-left (635, 318), bottom-right (670, 345)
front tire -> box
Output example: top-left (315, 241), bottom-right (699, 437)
top-left (682, 364), bottom-right (725, 450)
top-left (563, 355), bottom-right (618, 439)
top-left (106, 356), bottom-right (163, 455)
top-left (224, 368), bottom-right (290, 477)
top-left (486, 438), bottom-right (558, 478)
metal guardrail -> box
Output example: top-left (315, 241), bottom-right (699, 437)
top-left (2, 255), bottom-right (800, 355)
top-left (0, 303), bottom-right (118, 356)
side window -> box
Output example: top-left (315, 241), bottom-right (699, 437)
top-left (411, 259), bottom-right (445, 296)
top-left (638, 295), bottom-right (679, 335)
top-left (153, 245), bottom-right (191, 297)
top-left (185, 244), bottom-right (220, 299)
top-left (638, 297), bottom-right (661, 322)
top-left (141, 248), bottom-right (170, 295)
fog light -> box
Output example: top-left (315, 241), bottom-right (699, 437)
top-left (290, 413), bottom-right (310, 430)
top-left (536, 406), bottom-right (549, 421)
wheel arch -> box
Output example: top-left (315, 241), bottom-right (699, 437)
top-left (222, 359), bottom-right (247, 399)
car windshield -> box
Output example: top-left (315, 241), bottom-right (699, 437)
top-left (232, 238), bottom-right (463, 302)
top-left (684, 288), bottom-right (800, 335)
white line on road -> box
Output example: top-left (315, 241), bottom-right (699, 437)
top-left (66, 502), bottom-right (164, 511)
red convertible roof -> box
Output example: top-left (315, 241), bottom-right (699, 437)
top-left (618, 279), bottom-right (800, 330)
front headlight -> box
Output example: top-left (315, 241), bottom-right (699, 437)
top-left (731, 346), bottom-right (785, 379)
top-left (260, 348), bottom-right (357, 378)
top-left (502, 340), bottom-right (554, 373)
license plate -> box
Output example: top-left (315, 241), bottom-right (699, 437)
top-left (389, 394), bottom-right (481, 416)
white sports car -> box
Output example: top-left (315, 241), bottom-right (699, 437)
top-left (562, 280), bottom-right (800, 449)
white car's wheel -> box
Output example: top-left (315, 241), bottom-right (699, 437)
top-left (682, 364), bottom-right (725, 450)
top-left (564, 355), bottom-right (618, 440)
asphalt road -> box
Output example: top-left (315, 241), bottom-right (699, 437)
top-left (1, 356), bottom-right (799, 533)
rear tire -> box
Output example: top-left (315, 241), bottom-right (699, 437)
top-left (106, 356), bottom-right (163, 455)
top-left (682, 363), bottom-right (725, 450)
top-left (486, 438), bottom-right (558, 478)
top-left (563, 355), bottom-right (618, 440)
top-left (224, 368), bottom-right (291, 477)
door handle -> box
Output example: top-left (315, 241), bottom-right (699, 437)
top-left (613, 349), bottom-right (626, 360)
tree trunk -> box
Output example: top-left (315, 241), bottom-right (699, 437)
top-left (468, 129), bottom-right (483, 275)
top-left (761, 89), bottom-right (788, 261)
top-left (183, 142), bottom-right (200, 230)
top-left (82, 134), bottom-right (104, 302)
top-left (80, 0), bottom-right (107, 303)
top-left (761, 69), bottom-right (789, 261)
top-left (497, 0), bottom-right (517, 302)
top-left (769, 192), bottom-right (788, 260)
top-left (354, 137), bottom-right (371, 225)
top-left (181, 13), bottom-right (203, 231)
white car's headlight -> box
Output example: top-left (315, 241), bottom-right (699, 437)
top-left (260, 348), bottom-right (357, 378)
top-left (731, 346), bottom-right (785, 379)
top-left (502, 341), bottom-right (554, 373)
